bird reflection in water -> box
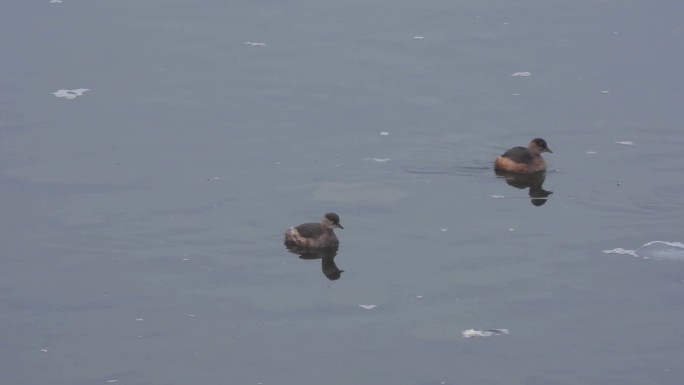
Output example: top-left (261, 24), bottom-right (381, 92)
top-left (285, 244), bottom-right (344, 281)
top-left (495, 170), bottom-right (553, 206)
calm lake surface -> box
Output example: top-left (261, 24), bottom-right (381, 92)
top-left (2, 1), bottom-right (684, 384)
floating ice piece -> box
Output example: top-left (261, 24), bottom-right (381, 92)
top-left (50, 0), bottom-right (63, 3)
top-left (416, 295), bottom-right (424, 299)
top-left (490, 195), bottom-right (505, 199)
top-left (603, 247), bottom-right (638, 257)
top-left (40, 349), bottom-right (48, 352)
top-left (510, 72), bottom-right (531, 77)
top-left (244, 42), bottom-right (266, 47)
top-left (603, 241), bottom-right (684, 261)
top-left (586, 151), bottom-right (597, 154)
top-left (615, 141), bottom-right (634, 145)
top-left (106, 381), bottom-right (118, 383)
top-left (439, 228), bottom-right (447, 232)
top-left (365, 157), bottom-right (390, 162)
top-left (413, 36), bottom-right (425, 39)
top-left (134, 318), bottom-right (143, 321)
top-left (359, 304), bottom-right (377, 310)
top-left (601, 90), bottom-right (610, 94)
top-left (52, 88), bottom-right (89, 100)
top-left (462, 328), bottom-right (509, 338)
top-left (379, 131), bottom-right (389, 136)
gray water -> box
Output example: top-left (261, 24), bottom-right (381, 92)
top-left (2, 1), bottom-right (684, 384)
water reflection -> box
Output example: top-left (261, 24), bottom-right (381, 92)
top-left (285, 244), bottom-right (344, 280)
top-left (495, 170), bottom-right (553, 206)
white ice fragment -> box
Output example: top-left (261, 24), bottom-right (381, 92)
top-left (379, 131), bottom-right (389, 136)
top-left (586, 151), bottom-right (597, 154)
top-left (603, 241), bottom-right (684, 261)
top-left (52, 88), bottom-right (89, 100)
top-left (365, 157), bottom-right (390, 162)
top-left (40, 349), bottom-right (48, 352)
top-left (601, 90), bottom-right (610, 94)
top-left (439, 228), bottom-right (447, 232)
top-left (106, 381), bottom-right (118, 383)
top-left (188, 314), bottom-right (196, 317)
top-left (602, 248), bottom-right (639, 257)
top-left (512, 93), bottom-right (520, 96)
top-left (244, 42), bottom-right (266, 47)
top-left (134, 318), bottom-right (143, 321)
top-left (615, 141), bottom-right (634, 145)
top-left (508, 228), bottom-right (515, 231)
top-left (416, 295), bottom-right (424, 299)
top-left (462, 328), bottom-right (509, 338)
top-left (490, 195), bottom-right (505, 199)
top-left (359, 304), bottom-right (377, 310)
top-left (413, 36), bottom-right (425, 39)
top-left (510, 72), bottom-right (531, 77)
top-left (49, 0), bottom-right (63, 3)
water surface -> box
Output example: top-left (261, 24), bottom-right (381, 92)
top-left (2, 1), bottom-right (684, 384)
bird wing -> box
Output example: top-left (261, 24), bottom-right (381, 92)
top-left (501, 146), bottom-right (533, 163)
top-left (295, 223), bottom-right (325, 239)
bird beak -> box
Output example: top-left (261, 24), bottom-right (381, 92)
top-left (545, 148), bottom-right (553, 153)
top-left (336, 223), bottom-right (344, 229)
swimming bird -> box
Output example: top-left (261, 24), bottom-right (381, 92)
top-left (494, 138), bottom-right (553, 173)
top-left (284, 212), bottom-right (343, 248)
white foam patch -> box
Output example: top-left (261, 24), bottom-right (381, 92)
top-left (50, 0), bottom-right (63, 3)
top-left (365, 157), bottom-right (390, 162)
top-left (510, 72), bottom-right (531, 77)
top-left (615, 141), bottom-right (634, 145)
top-left (52, 88), bottom-right (89, 99)
top-left (462, 328), bottom-right (509, 338)
top-left (379, 131), bottom-right (389, 136)
top-left (359, 304), bottom-right (377, 310)
top-left (490, 195), bottom-right (505, 199)
top-left (603, 241), bottom-right (684, 261)
top-left (244, 42), bottom-right (266, 47)
top-left (413, 36), bottom-right (425, 39)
